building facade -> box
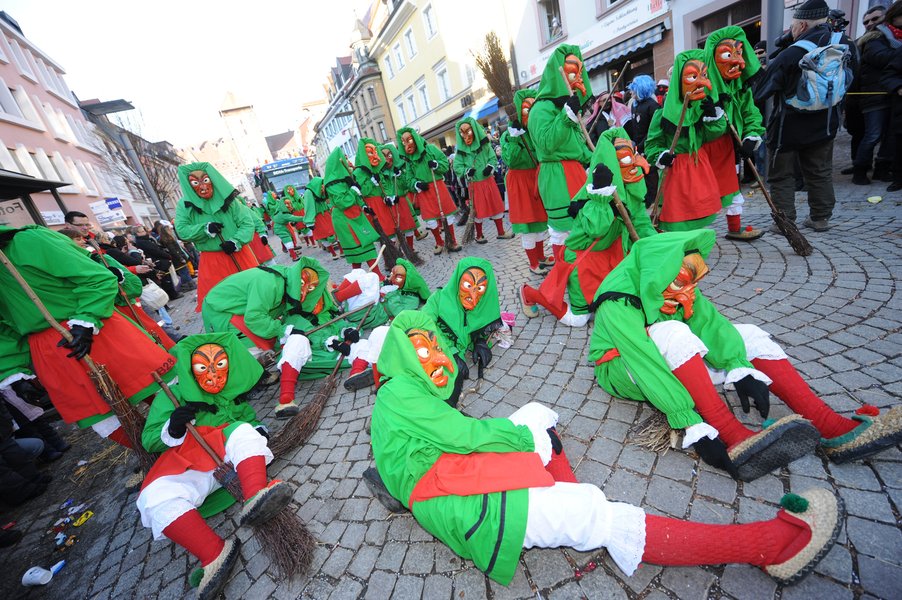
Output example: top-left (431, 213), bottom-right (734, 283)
top-left (312, 57), bottom-right (360, 173)
top-left (347, 13), bottom-right (397, 147)
top-left (219, 92), bottom-right (273, 175)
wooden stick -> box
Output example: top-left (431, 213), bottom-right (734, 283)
top-left (559, 66), bottom-right (596, 152)
top-left (151, 372), bottom-right (227, 467)
top-left (216, 232), bottom-right (243, 272)
top-left (587, 60), bottom-right (631, 132)
top-left (650, 92), bottom-right (692, 226)
top-left (611, 189), bottom-right (639, 243)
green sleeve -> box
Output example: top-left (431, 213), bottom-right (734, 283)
top-left (425, 145), bottom-right (449, 177)
top-left (644, 111), bottom-right (669, 166)
top-left (737, 88), bottom-right (764, 139)
top-left (452, 151), bottom-right (470, 179)
top-left (685, 294), bottom-right (753, 372)
top-left (0, 320), bottom-right (32, 382)
top-left (500, 133), bottom-right (535, 169)
top-left (174, 200), bottom-right (211, 244)
top-left (303, 190), bottom-right (317, 227)
top-left (142, 387), bottom-right (179, 453)
top-left (273, 212), bottom-right (306, 225)
top-left (594, 300), bottom-right (703, 429)
top-left (469, 144), bottom-right (494, 182)
top-left (105, 255), bottom-right (142, 300)
top-left (353, 167), bottom-right (382, 198)
top-left (329, 187), bottom-right (364, 210)
top-left (241, 282), bottom-right (287, 341)
top-left (701, 112), bottom-right (729, 143)
top-left (225, 200), bottom-right (255, 247)
top-left (528, 102), bottom-right (589, 162)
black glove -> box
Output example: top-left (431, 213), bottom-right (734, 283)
top-left (328, 339), bottom-right (352, 356)
top-left (482, 165), bottom-right (494, 177)
top-left (716, 92), bottom-right (732, 107)
top-left (362, 205), bottom-right (376, 216)
top-left (565, 94), bottom-right (582, 116)
top-left (466, 168), bottom-right (476, 178)
top-left (206, 222), bottom-right (224, 235)
top-left (428, 160), bottom-right (439, 170)
top-left (289, 327), bottom-right (308, 337)
top-left (547, 427), bottom-right (563, 455)
top-left (591, 163), bottom-right (613, 189)
top-left (414, 181), bottom-right (428, 193)
top-left (220, 240), bottom-right (238, 254)
top-left (58, 324), bottom-right (93, 359)
top-left (735, 375), bottom-right (770, 419)
top-left (393, 168), bottom-right (402, 177)
top-left (307, 223), bottom-right (315, 232)
top-left (740, 138), bottom-right (758, 159)
top-left (11, 379), bottom-right (46, 406)
top-left (692, 436), bottom-right (739, 479)
top-left (107, 266), bottom-right (125, 284)
top-left (510, 119), bottom-right (523, 130)
top-left (700, 97), bottom-right (717, 118)
top-left (260, 235), bottom-right (269, 246)
top-left (342, 327), bottom-right (360, 344)
top-left (383, 195), bottom-right (397, 206)
top-left (472, 340), bottom-right (492, 373)
top-left (167, 403), bottom-right (217, 439)
top-left (610, 199), bottom-right (631, 221)
top-left (567, 200), bottom-right (587, 218)
top-left (658, 151), bottom-right (674, 168)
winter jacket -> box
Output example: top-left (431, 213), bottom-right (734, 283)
top-left (880, 44), bottom-right (902, 135)
top-left (630, 97), bottom-right (661, 153)
top-left (857, 25), bottom-right (900, 113)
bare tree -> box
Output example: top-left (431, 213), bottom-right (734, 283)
top-left (473, 31), bottom-right (515, 120)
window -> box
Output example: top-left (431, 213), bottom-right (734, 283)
top-left (11, 87), bottom-right (41, 126)
top-left (416, 77), bottom-right (431, 112)
top-left (0, 37), bottom-right (8, 63)
top-left (394, 98), bottom-right (407, 125)
top-left (0, 83), bottom-right (23, 118)
top-left (434, 61), bottom-right (452, 102)
top-left (465, 64), bottom-right (476, 87)
top-left (404, 28), bottom-right (417, 58)
top-left (368, 87), bottom-right (378, 107)
top-left (538, 0), bottom-right (565, 45)
top-left (7, 39), bottom-right (35, 80)
top-left (50, 151), bottom-right (75, 187)
top-left (40, 102), bottom-right (68, 140)
top-left (393, 43), bottom-right (405, 70)
top-left (378, 121), bottom-right (387, 142)
top-left (33, 149), bottom-right (61, 181)
top-left (74, 160), bottom-right (98, 196)
top-left (384, 55), bottom-right (395, 79)
top-left (405, 90), bottom-right (418, 120)
top-left (13, 144), bottom-right (40, 177)
top-left (422, 4), bottom-right (438, 38)
top-left (0, 142), bottom-right (17, 171)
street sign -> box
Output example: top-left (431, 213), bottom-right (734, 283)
top-left (41, 210), bottom-right (66, 225)
top-left (105, 197), bottom-right (122, 209)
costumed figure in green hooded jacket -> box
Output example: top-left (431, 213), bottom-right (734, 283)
top-left (520, 127), bottom-right (656, 326)
top-left (302, 176), bottom-right (341, 260)
top-left (590, 230), bottom-right (902, 481)
top-left (703, 26), bottom-right (765, 241)
top-left (366, 310), bottom-right (844, 587)
top-left (645, 51), bottom-right (729, 231)
top-left (175, 162), bottom-right (259, 311)
top-left (342, 258), bottom-right (432, 392)
top-left (528, 45), bottom-right (594, 261)
top-left (136, 333), bottom-right (294, 600)
top-left (240, 198), bottom-right (275, 265)
top-left (266, 190), bottom-right (307, 262)
top-left (323, 148), bottom-right (384, 276)
top-left (501, 90), bottom-right (551, 274)
top-left (353, 138), bottom-right (418, 251)
top-left (283, 184), bottom-right (314, 248)
top-left (397, 127), bottom-right (462, 254)
top-left (0, 225), bottom-right (175, 448)
top-left (452, 117), bottom-right (512, 243)
top-left (380, 142), bottom-right (429, 242)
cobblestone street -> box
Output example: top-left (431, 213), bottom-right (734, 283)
top-left (5, 149), bottom-right (901, 599)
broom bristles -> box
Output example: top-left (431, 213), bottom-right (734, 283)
top-left (771, 210), bottom-right (813, 256)
top-left (462, 214), bottom-right (476, 245)
top-left (441, 219), bottom-right (454, 249)
top-left (269, 375), bottom-right (336, 457)
top-left (629, 411), bottom-right (679, 453)
top-left (213, 462), bottom-right (245, 501)
top-left (254, 508), bottom-right (317, 579)
top-left (394, 230), bottom-right (424, 266)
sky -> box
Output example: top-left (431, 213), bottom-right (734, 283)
top-left (4, 0), bottom-right (371, 147)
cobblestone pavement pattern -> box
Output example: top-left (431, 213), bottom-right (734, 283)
top-left (5, 140), bottom-right (901, 599)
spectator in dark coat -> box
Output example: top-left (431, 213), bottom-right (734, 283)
top-left (130, 225), bottom-right (181, 299)
top-left (628, 75), bottom-right (661, 206)
top-left (881, 1), bottom-right (902, 192)
top-left (754, 0), bottom-right (859, 231)
top-left (154, 220), bottom-right (196, 290)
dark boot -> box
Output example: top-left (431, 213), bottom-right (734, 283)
top-left (851, 166), bottom-right (871, 185)
top-left (362, 467), bottom-right (405, 513)
top-left (872, 162), bottom-right (893, 182)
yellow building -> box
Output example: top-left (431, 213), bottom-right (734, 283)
top-left (368, 0), bottom-right (516, 150)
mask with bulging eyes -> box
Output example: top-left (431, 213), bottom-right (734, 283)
top-left (408, 328), bottom-right (454, 387)
top-left (187, 170), bottom-right (214, 200)
top-left (660, 253), bottom-right (709, 319)
top-left (520, 97), bottom-right (535, 127)
top-left (613, 137), bottom-right (650, 183)
top-left (563, 54), bottom-right (586, 95)
top-left (681, 59), bottom-right (712, 102)
top-left (458, 267), bottom-right (487, 311)
top-left (402, 132), bottom-right (417, 155)
top-left (714, 39), bottom-right (745, 81)
top-left (390, 264), bottom-right (407, 289)
top-left (460, 123), bottom-right (475, 146)
top-left (365, 143), bottom-right (381, 167)
top-left (381, 148), bottom-right (394, 167)
top-left (301, 267), bottom-right (325, 314)
top-left (191, 343), bottom-right (229, 394)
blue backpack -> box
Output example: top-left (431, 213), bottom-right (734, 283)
top-left (785, 32), bottom-right (853, 113)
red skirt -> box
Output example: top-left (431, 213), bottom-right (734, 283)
top-left (470, 178), bottom-right (505, 219)
top-left (196, 246), bottom-right (259, 312)
top-left (415, 180), bottom-right (457, 221)
top-left (506, 168), bottom-right (546, 224)
top-left (229, 314), bottom-right (276, 351)
top-left (120, 303), bottom-right (176, 350)
top-left (660, 153), bottom-right (723, 224)
top-left (537, 242), bottom-right (624, 313)
top-left (141, 425), bottom-right (228, 490)
top-left (702, 135), bottom-right (740, 199)
top-left (363, 196), bottom-right (416, 235)
top-left (313, 211), bottom-right (335, 241)
top-left (29, 312), bottom-right (176, 424)
top-left (561, 159), bottom-right (588, 197)
top-left (249, 232), bottom-right (275, 263)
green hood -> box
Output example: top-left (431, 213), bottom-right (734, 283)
top-left (170, 332), bottom-right (263, 404)
top-left (396, 127), bottom-right (427, 161)
top-left (354, 138), bottom-right (385, 175)
top-left (323, 147), bottom-right (353, 187)
top-left (598, 230), bottom-right (716, 323)
top-left (599, 127), bottom-right (640, 196)
top-left (424, 257), bottom-right (500, 344)
top-left (375, 310), bottom-right (458, 403)
top-left (306, 177), bottom-right (324, 200)
top-left (565, 129), bottom-right (623, 249)
top-left (379, 143), bottom-right (403, 170)
top-left (264, 190), bottom-right (281, 214)
top-left (704, 26), bottom-right (761, 93)
top-left (286, 257), bottom-right (338, 314)
top-left (535, 45), bottom-right (592, 107)
top-left (283, 184), bottom-right (303, 203)
top-left (177, 162), bottom-right (237, 214)
top-left (393, 258), bottom-right (431, 301)
top-left (662, 50), bottom-right (709, 154)
top-left (454, 117), bottom-right (489, 155)
top-left (513, 89), bottom-right (536, 128)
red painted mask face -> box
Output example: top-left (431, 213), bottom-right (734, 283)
top-left (563, 54), bottom-right (586, 95)
top-left (614, 138), bottom-right (650, 183)
top-left (283, 199), bottom-right (293, 211)
top-left (390, 264), bottom-right (407, 288)
top-left (285, 185), bottom-right (295, 196)
top-left (381, 148), bottom-right (394, 167)
top-left (401, 132), bottom-right (417, 155)
top-left (661, 254), bottom-right (710, 318)
top-left (188, 170), bottom-right (214, 200)
top-left (715, 39), bottom-right (745, 81)
top-left (301, 267), bottom-right (324, 314)
top-left (408, 328), bottom-right (454, 387)
top-left (191, 343), bottom-right (229, 394)
top-left (365, 143), bottom-right (381, 167)
top-left (458, 267), bottom-right (487, 311)
top-left (681, 60), bottom-right (712, 102)
top-left (460, 123), bottom-right (475, 146)
top-left (520, 98), bottom-right (535, 127)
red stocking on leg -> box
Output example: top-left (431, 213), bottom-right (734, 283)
top-left (522, 285), bottom-right (568, 320)
top-left (537, 240), bottom-right (553, 266)
top-left (447, 225), bottom-right (458, 246)
top-left (107, 427), bottom-right (133, 449)
top-left (163, 510), bottom-right (225, 566)
top-left (752, 359), bottom-right (857, 438)
top-left (493, 218), bottom-right (506, 235)
top-left (727, 214), bottom-right (741, 233)
top-left (672, 355), bottom-right (755, 447)
top-left (406, 235), bottom-right (415, 250)
top-left (279, 363), bottom-right (299, 405)
top-left (334, 280), bottom-right (362, 302)
top-left (236, 456), bottom-right (268, 500)
top-left (545, 430), bottom-right (578, 482)
top-left (525, 246), bottom-right (541, 269)
top-left (430, 227), bottom-right (443, 246)
top-left (475, 222), bottom-right (484, 239)
top-left (552, 244), bottom-right (565, 262)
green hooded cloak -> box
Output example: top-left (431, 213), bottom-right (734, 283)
top-left (352, 138), bottom-right (387, 198)
top-left (589, 230), bottom-right (755, 429)
top-left (422, 257), bottom-right (501, 355)
top-left (501, 90), bottom-right (546, 235)
top-left (323, 148), bottom-right (379, 264)
top-left (452, 118), bottom-right (495, 183)
top-left (302, 177), bottom-right (331, 229)
top-left (174, 162), bottom-right (255, 252)
top-left (382, 258), bottom-right (431, 316)
top-left (703, 26), bottom-right (764, 140)
top-left (371, 310), bottom-right (535, 584)
top-left (267, 191), bottom-right (307, 245)
top-left (377, 143), bottom-right (411, 197)
top-left (396, 127), bottom-right (449, 185)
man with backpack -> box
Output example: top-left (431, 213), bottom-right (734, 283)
top-left (754, 0), bottom-right (858, 232)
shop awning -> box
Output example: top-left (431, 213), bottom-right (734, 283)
top-left (584, 25), bottom-right (666, 71)
top-left (465, 96), bottom-right (499, 120)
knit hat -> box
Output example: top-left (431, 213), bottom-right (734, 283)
top-left (793, 0), bottom-right (829, 20)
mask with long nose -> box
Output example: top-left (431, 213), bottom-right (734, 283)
top-left (408, 328), bottom-right (454, 387)
top-left (660, 253), bottom-right (709, 319)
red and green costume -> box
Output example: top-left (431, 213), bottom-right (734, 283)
top-left (453, 118), bottom-right (508, 240)
top-left (241, 199), bottom-right (275, 264)
top-left (323, 148), bottom-right (381, 268)
top-left (353, 138), bottom-right (416, 246)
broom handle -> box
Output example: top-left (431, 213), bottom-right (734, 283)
top-left (429, 168), bottom-right (448, 223)
top-left (588, 60), bottom-right (631, 132)
top-left (559, 67), bottom-right (596, 152)
top-left (327, 303), bottom-right (375, 378)
top-left (725, 122), bottom-right (779, 215)
top-left (374, 175), bottom-right (418, 263)
top-left (216, 232), bottom-right (243, 272)
top-left (151, 372), bottom-right (226, 467)
top-left (650, 92), bottom-right (692, 225)
top-left (611, 189), bottom-right (640, 243)
top-left (304, 302), bottom-right (377, 337)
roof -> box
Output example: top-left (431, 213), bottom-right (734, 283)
top-left (265, 131), bottom-right (295, 154)
top-left (0, 168), bottom-right (68, 200)
top-left (220, 91), bottom-right (252, 113)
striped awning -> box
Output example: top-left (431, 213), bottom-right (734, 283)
top-left (584, 25), bottom-right (666, 71)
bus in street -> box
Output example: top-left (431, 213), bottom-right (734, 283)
top-left (254, 156), bottom-right (313, 196)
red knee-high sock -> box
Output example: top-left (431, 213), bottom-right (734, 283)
top-left (671, 355), bottom-right (755, 447)
top-left (351, 262), bottom-right (362, 269)
top-left (334, 280), bottom-right (362, 302)
top-left (752, 359), bottom-right (858, 438)
top-left (430, 227), bottom-right (444, 245)
top-left (236, 455), bottom-right (268, 500)
top-left (545, 430), bottom-right (578, 482)
top-left (536, 240), bottom-right (552, 265)
top-left (162, 510), bottom-right (225, 566)
top-left (107, 427), bottom-right (133, 449)
top-left (493, 218), bottom-right (506, 235)
top-left (366, 259), bottom-right (384, 280)
top-left (552, 243), bottom-right (565, 262)
top-left (475, 221), bottom-right (484, 239)
top-left (406, 235), bottom-right (415, 250)
top-left (327, 244), bottom-right (337, 257)
top-left (279, 363), bottom-right (299, 405)
top-left (524, 246), bottom-right (541, 269)
top-left (348, 357), bottom-right (369, 376)
top-left (447, 225), bottom-right (458, 246)
top-left (522, 284), bottom-right (568, 320)
top-left (727, 214), bottom-right (741, 233)
top-left (643, 511), bottom-right (811, 567)
top-left (288, 248), bottom-right (300, 261)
